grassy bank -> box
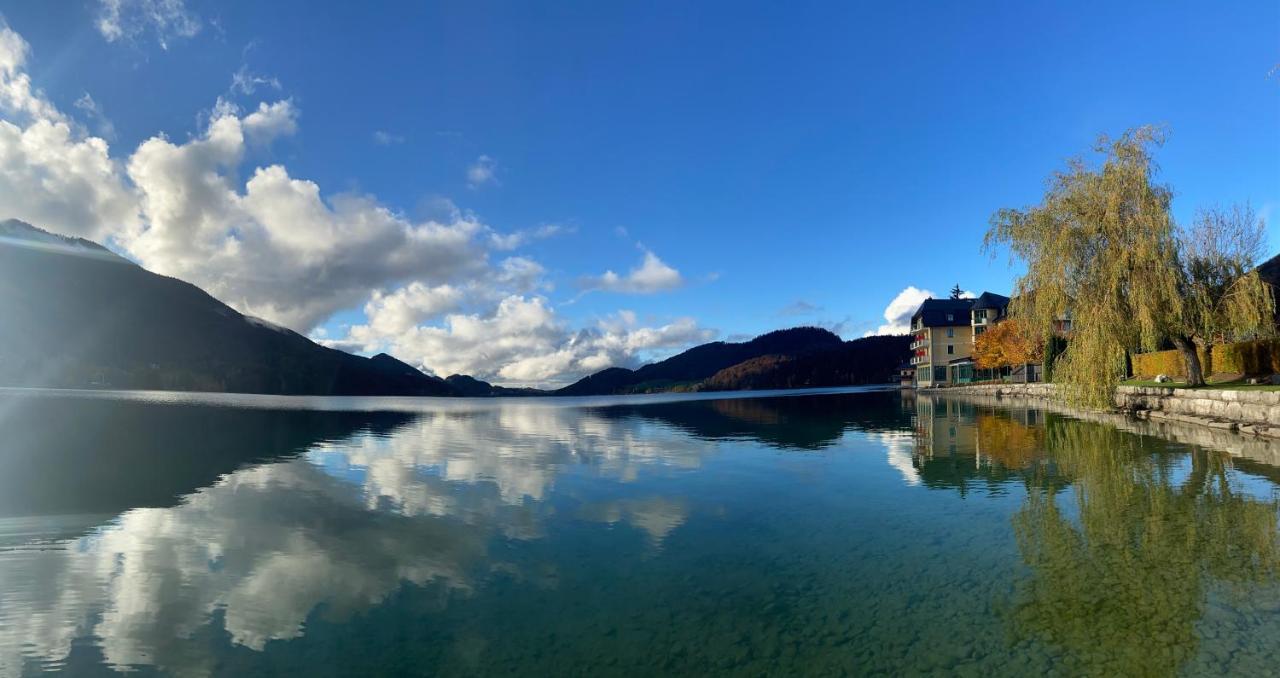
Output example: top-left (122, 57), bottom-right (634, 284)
top-left (1122, 379), bottom-right (1280, 392)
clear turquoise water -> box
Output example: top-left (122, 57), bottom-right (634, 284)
top-left (1, 387), bottom-right (1279, 676)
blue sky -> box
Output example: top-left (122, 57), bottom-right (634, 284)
top-left (0, 1), bottom-right (1277, 385)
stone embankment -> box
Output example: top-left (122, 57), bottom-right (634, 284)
top-left (926, 383), bottom-right (1280, 441)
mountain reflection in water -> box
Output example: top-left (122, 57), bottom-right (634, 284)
top-left (1, 387), bottom-right (1278, 676)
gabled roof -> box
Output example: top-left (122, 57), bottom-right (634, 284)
top-left (911, 298), bottom-right (975, 327)
top-left (970, 291), bottom-right (1010, 312)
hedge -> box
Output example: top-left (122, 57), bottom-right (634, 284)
top-left (1212, 339), bottom-right (1280, 376)
top-left (1132, 349), bottom-right (1196, 379)
top-left (1132, 339), bottom-right (1280, 378)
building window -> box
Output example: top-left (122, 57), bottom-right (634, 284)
top-left (946, 328), bottom-right (954, 338)
top-left (974, 309), bottom-right (987, 322)
top-left (947, 345), bottom-right (954, 355)
top-left (946, 313), bottom-right (954, 322)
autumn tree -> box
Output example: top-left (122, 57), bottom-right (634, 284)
top-left (973, 319), bottom-right (1042, 369)
top-left (985, 126), bottom-right (1274, 406)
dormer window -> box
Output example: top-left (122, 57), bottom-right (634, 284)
top-left (945, 313), bottom-right (954, 322)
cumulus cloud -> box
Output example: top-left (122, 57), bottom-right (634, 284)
top-left (339, 296), bottom-right (713, 386)
top-left (124, 110), bottom-right (491, 329)
top-left (0, 22), bottom-right (710, 386)
top-left (466, 154), bottom-right (497, 189)
top-left (0, 25), bottom-right (138, 240)
top-left (240, 100), bottom-right (299, 145)
top-left (348, 283), bottom-right (464, 344)
top-left (866, 286), bottom-right (934, 336)
top-left (581, 249), bottom-right (684, 294)
top-left (96, 0), bottom-right (201, 49)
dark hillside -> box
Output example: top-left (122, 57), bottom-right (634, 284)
top-left (558, 327), bottom-right (907, 396)
top-left (0, 219), bottom-right (456, 396)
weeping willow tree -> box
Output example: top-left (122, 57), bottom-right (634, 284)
top-left (986, 126), bottom-right (1275, 407)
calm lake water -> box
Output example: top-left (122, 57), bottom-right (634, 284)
top-left (2, 386), bottom-right (1280, 676)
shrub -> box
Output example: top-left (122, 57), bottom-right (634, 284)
top-left (1211, 339), bottom-right (1280, 376)
top-left (1134, 339), bottom-right (1280, 379)
top-left (1132, 349), bottom-right (1189, 379)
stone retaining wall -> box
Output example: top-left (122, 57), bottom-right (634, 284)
top-left (928, 388), bottom-right (1280, 463)
top-left (925, 383), bottom-right (1280, 440)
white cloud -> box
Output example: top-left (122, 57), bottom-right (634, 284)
top-left (494, 256), bottom-right (548, 294)
top-left (0, 25), bottom-right (65, 123)
top-left (240, 100), bottom-right (299, 145)
top-left (0, 22), bottom-right (711, 386)
top-left (230, 65), bottom-right (281, 96)
top-left (372, 130), bottom-right (405, 146)
top-left (96, 0), bottom-right (202, 49)
top-left (488, 223), bottom-right (564, 250)
top-left (123, 104), bottom-right (489, 330)
top-left (866, 286), bottom-right (934, 336)
top-left (340, 296), bottom-right (713, 386)
top-left (350, 283), bottom-right (464, 342)
top-left (0, 24), bottom-right (138, 240)
top-left (466, 154), bottom-right (498, 189)
top-left (581, 249), bottom-right (684, 294)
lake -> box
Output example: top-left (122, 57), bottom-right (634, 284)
top-left (2, 386), bottom-right (1279, 676)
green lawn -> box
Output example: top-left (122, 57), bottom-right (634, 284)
top-left (1122, 379), bottom-right (1280, 392)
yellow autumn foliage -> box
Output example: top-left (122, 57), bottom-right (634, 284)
top-left (973, 319), bottom-right (1043, 369)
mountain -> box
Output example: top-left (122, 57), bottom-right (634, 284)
top-left (444, 374), bottom-right (543, 397)
top-left (557, 327), bottom-right (908, 396)
top-left (0, 219), bottom-right (457, 396)
top-left (0, 219), bottom-right (912, 398)
top-left (701, 334), bottom-right (912, 391)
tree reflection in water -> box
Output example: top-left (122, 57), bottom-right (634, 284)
top-left (910, 394), bottom-right (1280, 674)
top-left (1008, 419), bottom-right (1280, 675)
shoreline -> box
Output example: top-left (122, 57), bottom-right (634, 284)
top-left (0, 383), bottom-right (900, 413)
top-left (924, 383), bottom-right (1280, 442)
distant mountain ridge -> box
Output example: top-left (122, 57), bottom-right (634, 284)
top-left (0, 219), bottom-right (912, 397)
top-left (556, 327), bottom-right (908, 396)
